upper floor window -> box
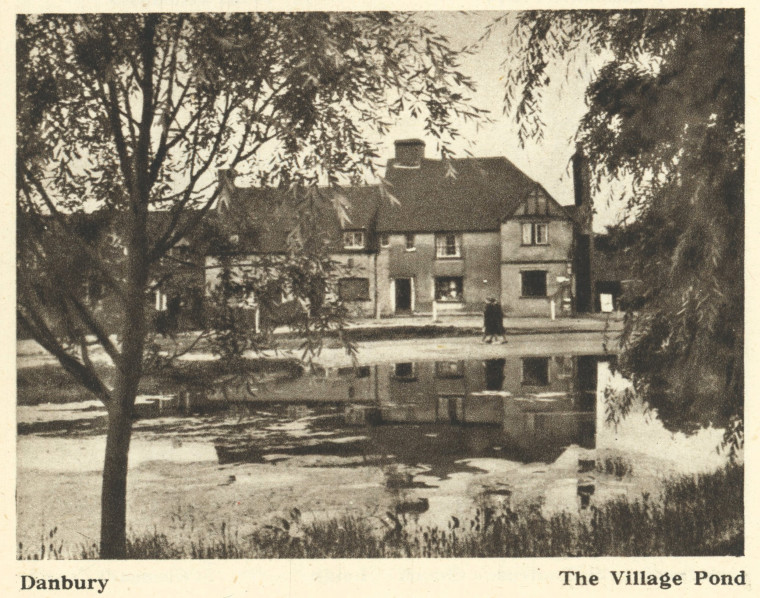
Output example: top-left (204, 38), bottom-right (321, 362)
top-left (435, 233), bottom-right (462, 258)
top-left (525, 189), bottom-right (550, 216)
top-left (405, 234), bottom-right (416, 251)
top-left (522, 222), bottom-right (549, 245)
top-left (169, 242), bottom-right (191, 259)
top-left (343, 231), bottom-right (365, 250)
top-left (380, 233), bottom-right (390, 247)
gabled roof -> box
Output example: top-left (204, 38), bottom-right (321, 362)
top-left (377, 157), bottom-right (558, 233)
top-left (211, 154), bottom-right (569, 250)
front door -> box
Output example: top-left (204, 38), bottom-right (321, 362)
top-left (395, 278), bottom-right (412, 313)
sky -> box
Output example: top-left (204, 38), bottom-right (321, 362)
top-left (372, 11), bottom-right (626, 232)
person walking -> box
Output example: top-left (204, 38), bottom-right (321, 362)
top-left (482, 297), bottom-right (508, 344)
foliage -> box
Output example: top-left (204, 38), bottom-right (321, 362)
top-left (16, 12), bottom-right (481, 557)
top-left (498, 9), bottom-right (744, 440)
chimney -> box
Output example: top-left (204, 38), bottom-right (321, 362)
top-left (394, 139), bottom-right (425, 167)
top-left (571, 144), bottom-right (595, 313)
top-left (572, 145), bottom-right (590, 209)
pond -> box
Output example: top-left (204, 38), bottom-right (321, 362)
top-left (17, 353), bottom-right (728, 551)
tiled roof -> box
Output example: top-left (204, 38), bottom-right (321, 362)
top-left (377, 157), bottom-right (551, 232)
top-left (212, 154), bottom-right (567, 251)
top-left (215, 184), bottom-right (379, 253)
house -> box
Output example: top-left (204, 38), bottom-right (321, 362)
top-left (208, 139), bottom-right (593, 320)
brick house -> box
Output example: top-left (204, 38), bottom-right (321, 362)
top-left (209, 139), bottom-right (591, 319)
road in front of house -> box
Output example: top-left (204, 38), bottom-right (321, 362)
top-left (310, 330), bottom-right (620, 368)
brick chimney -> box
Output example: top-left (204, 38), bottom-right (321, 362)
top-left (571, 144), bottom-right (594, 313)
top-left (393, 139), bottom-right (425, 167)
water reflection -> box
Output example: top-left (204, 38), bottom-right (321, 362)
top-left (205, 355), bottom-right (604, 470)
top-left (18, 354), bottom-right (608, 476)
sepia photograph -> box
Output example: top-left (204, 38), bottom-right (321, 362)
top-left (14, 5), bottom-right (744, 573)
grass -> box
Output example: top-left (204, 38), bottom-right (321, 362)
top-left (18, 464), bottom-right (743, 559)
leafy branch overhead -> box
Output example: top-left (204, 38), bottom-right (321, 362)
top-left (500, 9), bottom-right (743, 437)
top-left (17, 12), bottom-right (484, 392)
top-left (16, 12), bottom-right (483, 558)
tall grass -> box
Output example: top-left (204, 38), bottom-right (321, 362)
top-left (18, 464), bottom-right (742, 559)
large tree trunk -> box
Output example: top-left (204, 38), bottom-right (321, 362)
top-left (99, 205), bottom-right (149, 558)
top-left (99, 227), bottom-right (148, 557)
top-left (99, 391), bottom-right (135, 558)
top-left (99, 290), bottom-right (146, 558)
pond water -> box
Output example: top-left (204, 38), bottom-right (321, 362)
top-left (17, 353), bottom-right (729, 548)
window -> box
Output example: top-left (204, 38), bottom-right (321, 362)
top-left (394, 362), bottom-right (417, 381)
top-left (435, 276), bottom-right (464, 302)
top-left (435, 233), bottom-right (462, 258)
top-left (522, 357), bottom-right (549, 386)
top-left (338, 277), bottom-right (370, 301)
top-left (337, 365), bottom-right (371, 378)
top-left (380, 233), bottom-right (390, 247)
top-left (521, 222), bottom-right (549, 245)
top-left (343, 231), bottom-right (365, 249)
top-left (525, 189), bottom-right (550, 216)
top-left (171, 244), bottom-right (190, 259)
top-left (435, 361), bottom-right (465, 379)
top-left (521, 271), bottom-right (547, 297)
top-left (405, 234), bottom-right (415, 251)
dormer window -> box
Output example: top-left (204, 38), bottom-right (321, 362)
top-left (343, 231), bottom-right (365, 250)
top-left (435, 233), bottom-right (461, 258)
top-left (521, 222), bottom-right (549, 245)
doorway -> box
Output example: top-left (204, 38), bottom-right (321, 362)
top-left (394, 278), bottom-right (412, 313)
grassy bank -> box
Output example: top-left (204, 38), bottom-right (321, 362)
top-left (19, 464), bottom-right (742, 559)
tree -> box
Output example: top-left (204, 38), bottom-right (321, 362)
top-left (17, 12), bottom-right (482, 558)
top-left (498, 9), bottom-right (743, 445)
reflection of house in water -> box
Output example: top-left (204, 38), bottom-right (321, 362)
top-left (367, 355), bottom-right (600, 461)
top-left (207, 354), bottom-right (604, 465)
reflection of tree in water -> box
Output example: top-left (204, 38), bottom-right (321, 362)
top-left (484, 359), bottom-right (506, 391)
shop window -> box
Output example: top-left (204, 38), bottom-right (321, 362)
top-left (435, 277), bottom-right (464, 302)
top-left (521, 271), bottom-right (547, 297)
